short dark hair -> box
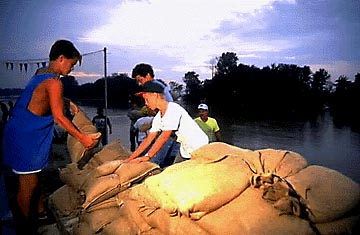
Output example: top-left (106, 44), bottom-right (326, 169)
top-left (131, 63), bottom-right (154, 78)
top-left (49, 40), bottom-right (82, 62)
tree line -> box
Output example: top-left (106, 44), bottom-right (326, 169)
top-left (1, 51), bottom-right (358, 130)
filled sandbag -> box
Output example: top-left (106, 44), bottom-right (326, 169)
top-left (197, 187), bottom-right (317, 235)
top-left (77, 197), bottom-right (124, 234)
top-left (67, 110), bottom-right (101, 163)
top-left (59, 162), bottom-right (93, 190)
top-left (253, 148), bottom-right (308, 178)
top-left (314, 215), bottom-right (360, 235)
top-left (80, 161), bottom-right (160, 209)
top-left (287, 165), bottom-right (360, 223)
top-left (190, 142), bottom-right (258, 163)
top-left (129, 155), bottom-right (252, 220)
top-left (85, 139), bottom-right (131, 169)
top-left (48, 184), bottom-right (82, 217)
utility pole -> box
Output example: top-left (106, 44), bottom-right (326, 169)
top-left (103, 47), bottom-right (108, 145)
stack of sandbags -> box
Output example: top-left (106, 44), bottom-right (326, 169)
top-left (125, 142), bottom-right (359, 235)
top-left (50, 137), bottom-right (360, 234)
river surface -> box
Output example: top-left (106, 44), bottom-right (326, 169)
top-left (81, 105), bottom-right (360, 184)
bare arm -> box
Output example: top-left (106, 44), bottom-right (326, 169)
top-left (46, 79), bottom-right (99, 148)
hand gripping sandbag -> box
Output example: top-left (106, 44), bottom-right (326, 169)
top-left (67, 110), bottom-right (101, 163)
top-left (130, 155), bottom-right (252, 220)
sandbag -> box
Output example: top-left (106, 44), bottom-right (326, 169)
top-left (314, 215), bottom-right (360, 235)
top-left (197, 187), bottom-right (316, 235)
top-left (130, 155), bottom-right (252, 220)
top-left (78, 201), bottom-right (123, 234)
top-left (48, 184), bottom-right (82, 217)
top-left (59, 162), bottom-right (93, 190)
top-left (80, 161), bottom-right (160, 209)
top-left (86, 139), bottom-right (131, 169)
top-left (253, 148), bottom-right (308, 178)
top-left (67, 110), bottom-right (101, 163)
top-left (190, 142), bottom-right (257, 163)
top-left (287, 165), bottom-right (360, 223)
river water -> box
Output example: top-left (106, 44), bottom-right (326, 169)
top-left (81, 105), bottom-right (360, 184)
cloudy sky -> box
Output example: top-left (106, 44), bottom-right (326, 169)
top-left (0, 0), bottom-right (359, 88)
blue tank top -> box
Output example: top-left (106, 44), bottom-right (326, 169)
top-left (2, 73), bottom-right (55, 172)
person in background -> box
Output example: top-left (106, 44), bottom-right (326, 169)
top-left (131, 63), bottom-right (174, 102)
top-left (126, 81), bottom-right (208, 165)
top-left (194, 103), bottom-right (222, 142)
top-left (127, 95), bottom-right (145, 151)
top-left (131, 63), bottom-right (181, 166)
top-left (92, 107), bottom-right (112, 146)
top-left (133, 106), bottom-right (156, 146)
top-left (1, 39), bottom-right (100, 234)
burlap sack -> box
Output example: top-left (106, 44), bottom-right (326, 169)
top-left (98, 197), bottom-right (153, 235)
top-left (287, 165), bottom-right (360, 223)
top-left (59, 162), bottom-right (93, 190)
top-left (314, 215), bottom-right (360, 235)
top-left (197, 187), bottom-right (316, 235)
top-left (86, 139), bottom-right (131, 169)
top-left (48, 185), bottom-right (82, 217)
top-left (136, 202), bottom-right (211, 235)
top-left (130, 155), bottom-right (252, 220)
top-left (79, 203), bottom-right (123, 234)
top-left (190, 142), bottom-right (258, 163)
top-left (80, 161), bottom-right (160, 209)
top-left (67, 110), bottom-right (101, 163)
top-left (253, 148), bottom-right (308, 178)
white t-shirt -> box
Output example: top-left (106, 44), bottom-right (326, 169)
top-left (150, 102), bottom-right (209, 159)
top-left (134, 116), bottom-right (154, 143)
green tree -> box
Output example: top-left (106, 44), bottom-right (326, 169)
top-left (216, 52), bottom-right (238, 76)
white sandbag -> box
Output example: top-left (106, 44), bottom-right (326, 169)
top-left (287, 165), bottom-right (360, 223)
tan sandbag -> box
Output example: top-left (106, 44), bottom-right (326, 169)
top-left (130, 155), bottom-right (252, 219)
top-left (91, 160), bottom-right (123, 178)
top-left (197, 187), bottom-right (316, 235)
top-left (79, 204), bottom-right (123, 234)
top-left (287, 165), bottom-right (360, 223)
top-left (190, 142), bottom-right (257, 163)
top-left (48, 184), bottom-right (82, 217)
top-left (67, 110), bottom-right (100, 163)
top-left (72, 220), bottom-right (94, 235)
top-left (86, 193), bottom-right (123, 213)
top-left (59, 163), bottom-right (93, 190)
top-left (137, 203), bottom-right (211, 235)
top-left (98, 198), bottom-right (152, 235)
top-left (114, 161), bottom-right (160, 185)
top-left (80, 161), bottom-right (160, 210)
top-left (314, 215), bottom-right (360, 235)
top-left (253, 148), bottom-right (308, 178)
top-left (86, 139), bottom-right (131, 168)
top-left (81, 173), bottom-right (121, 210)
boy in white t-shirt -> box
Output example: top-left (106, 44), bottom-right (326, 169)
top-left (126, 81), bottom-right (209, 164)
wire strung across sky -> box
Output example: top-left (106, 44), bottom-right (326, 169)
top-left (2, 49), bottom-right (104, 72)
